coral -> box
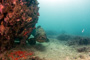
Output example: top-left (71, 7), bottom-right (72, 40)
top-left (0, 0), bottom-right (39, 53)
top-left (0, 4), bottom-right (4, 14)
top-left (0, 50), bottom-right (46, 60)
top-left (8, 50), bottom-right (33, 60)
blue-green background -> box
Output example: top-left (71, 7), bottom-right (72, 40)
top-left (37, 0), bottom-right (90, 36)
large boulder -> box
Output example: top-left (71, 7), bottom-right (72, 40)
top-left (0, 0), bottom-right (39, 53)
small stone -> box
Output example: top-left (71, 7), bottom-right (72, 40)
top-left (79, 55), bottom-right (85, 59)
top-left (73, 57), bottom-right (77, 59)
top-left (32, 56), bottom-right (36, 60)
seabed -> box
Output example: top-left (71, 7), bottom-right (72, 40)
top-left (1, 34), bottom-right (90, 60)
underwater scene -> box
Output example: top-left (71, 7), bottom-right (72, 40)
top-left (0, 0), bottom-right (90, 60)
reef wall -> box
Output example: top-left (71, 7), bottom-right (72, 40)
top-left (0, 0), bottom-right (39, 53)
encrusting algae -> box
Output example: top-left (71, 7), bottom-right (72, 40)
top-left (0, 0), bottom-right (39, 53)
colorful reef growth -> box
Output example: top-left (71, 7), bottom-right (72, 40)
top-left (8, 50), bottom-right (33, 60)
top-left (0, 0), bottom-right (39, 53)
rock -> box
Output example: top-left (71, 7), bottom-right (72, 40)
top-left (0, 0), bottom-right (39, 52)
top-left (57, 34), bottom-right (72, 41)
top-left (67, 36), bottom-right (90, 46)
top-left (77, 47), bottom-right (87, 52)
top-left (79, 55), bottom-right (85, 59)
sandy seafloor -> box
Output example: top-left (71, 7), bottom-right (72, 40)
top-left (33, 35), bottom-right (90, 60)
top-left (1, 35), bottom-right (90, 60)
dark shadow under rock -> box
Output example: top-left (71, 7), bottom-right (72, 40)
top-left (28, 38), bottom-right (36, 45)
top-left (29, 56), bottom-right (46, 60)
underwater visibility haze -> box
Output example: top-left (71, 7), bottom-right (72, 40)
top-left (37, 0), bottom-right (90, 36)
top-left (1, 0), bottom-right (90, 60)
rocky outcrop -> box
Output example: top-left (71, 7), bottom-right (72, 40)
top-left (0, 0), bottom-right (39, 53)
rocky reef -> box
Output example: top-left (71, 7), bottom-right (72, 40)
top-left (57, 34), bottom-right (72, 41)
top-left (0, 0), bottom-right (39, 53)
top-left (68, 36), bottom-right (90, 45)
top-left (57, 34), bottom-right (90, 45)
